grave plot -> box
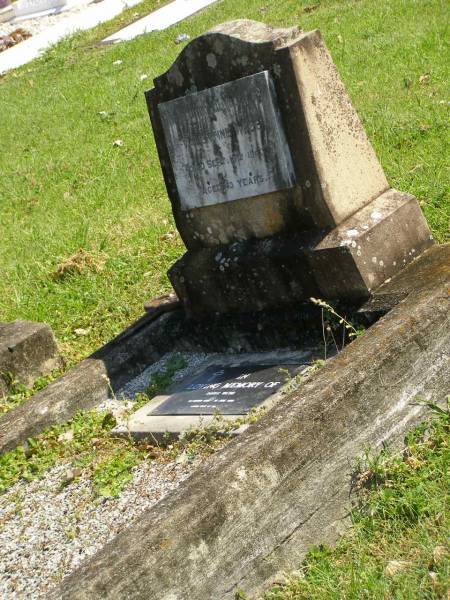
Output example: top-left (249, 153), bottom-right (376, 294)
top-left (0, 16), bottom-right (447, 600)
top-left (0, 0), bottom-right (221, 73)
top-left (101, 0), bottom-right (219, 45)
top-left (0, 0), bottom-right (142, 73)
top-left (53, 20), bottom-right (445, 600)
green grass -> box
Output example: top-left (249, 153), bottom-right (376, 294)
top-left (264, 404), bottom-right (449, 600)
top-left (0, 355), bottom-right (180, 495)
top-left (0, 0), bottom-right (448, 364)
top-left (0, 401), bottom-right (240, 497)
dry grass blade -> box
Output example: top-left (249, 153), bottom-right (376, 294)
top-left (50, 249), bottom-right (104, 280)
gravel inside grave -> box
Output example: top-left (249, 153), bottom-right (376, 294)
top-left (114, 350), bottom-right (214, 401)
top-left (0, 351), bottom-right (216, 599)
top-left (0, 456), bottom-right (202, 598)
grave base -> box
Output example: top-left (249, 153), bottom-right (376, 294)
top-left (169, 189), bottom-right (433, 317)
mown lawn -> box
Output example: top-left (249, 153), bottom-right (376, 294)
top-left (0, 0), bottom-right (448, 365)
top-left (265, 405), bottom-right (449, 600)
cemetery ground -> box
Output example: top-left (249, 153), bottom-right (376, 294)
top-left (0, 0), bottom-right (448, 598)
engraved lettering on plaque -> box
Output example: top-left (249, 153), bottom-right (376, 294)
top-left (158, 71), bottom-right (296, 210)
top-left (149, 363), bottom-right (300, 416)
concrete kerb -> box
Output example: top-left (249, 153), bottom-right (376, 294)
top-left (0, 297), bottom-right (327, 455)
top-left (0, 306), bottom-right (184, 455)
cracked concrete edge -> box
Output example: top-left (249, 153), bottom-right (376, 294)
top-left (53, 245), bottom-right (450, 600)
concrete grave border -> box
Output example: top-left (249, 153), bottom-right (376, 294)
top-left (54, 244), bottom-right (449, 599)
top-left (0, 296), bottom-right (325, 455)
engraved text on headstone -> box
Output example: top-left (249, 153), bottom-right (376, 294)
top-left (158, 71), bottom-right (296, 210)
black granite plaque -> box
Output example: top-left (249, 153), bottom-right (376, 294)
top-left (150, 363), bottom-right (302, 416)
top-left (158, 71), bottom-right (296, 210)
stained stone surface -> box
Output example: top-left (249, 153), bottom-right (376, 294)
top-left (0, 303), bottom-right (327, 455)
top-left (0, 321), bottom-right (61, 395)
top-left (146, 20), bottom-right (433, 317)
top-left (158, 71), bottom-right (296, 210)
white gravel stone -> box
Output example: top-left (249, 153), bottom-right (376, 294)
top-left (0, 455), bottom-right (201, 598)
top-left (111, 351), bottom-right (214, 401)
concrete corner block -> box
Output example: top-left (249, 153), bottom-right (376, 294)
top-left (310, 189), bottom-right (434, 298)
top-left (0, 320), bottom-right (61, 393)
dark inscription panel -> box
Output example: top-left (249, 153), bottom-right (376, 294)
top-left (158, 71), bottom-right (296, 210)
top-left (150, 363), bottom-right (302, 416)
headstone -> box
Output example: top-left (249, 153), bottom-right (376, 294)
top-left (127, 351), bottom-right (310, 440)
top-left (145, 20), bottom-right (433, 316)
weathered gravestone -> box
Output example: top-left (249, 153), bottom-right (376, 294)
top-left (146, 20), bottom-right (433, 317)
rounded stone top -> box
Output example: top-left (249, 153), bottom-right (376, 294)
top-left (208, 19), bottom-right (302, 48)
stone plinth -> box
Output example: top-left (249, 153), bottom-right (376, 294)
top-left (146, 20), bottom-right (433, 317)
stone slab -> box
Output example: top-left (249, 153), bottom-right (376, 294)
top-left (0, 310), bottom-right (183, 454)
top-left (0, 320), bottom-right (61, 395)
top-left (310, 188), bottom-right (434, 298)
top-left (158, 71), bottom-right (296, 210)
top-left (127, 351), bottom-right (311, 440)
top-left (358, 240), bottom-right (449, 316)
top-left (151, 364), bottom-right (298, 415)
top-left (54, 244), bottom-right (450, 600)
